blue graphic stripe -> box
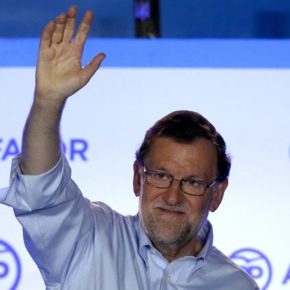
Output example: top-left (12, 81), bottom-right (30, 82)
top-left (1, 38), bottom-right (290, 68)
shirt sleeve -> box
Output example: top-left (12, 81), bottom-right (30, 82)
top-left (2, 153), bottom-right (95, 285)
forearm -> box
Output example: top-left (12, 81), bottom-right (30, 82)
top-left (20, 98), bottom-right (65, 174)
top-left (20, 6), bottom-right (104, 174)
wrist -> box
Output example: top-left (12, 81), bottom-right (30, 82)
top-left (33, 93), bottom-right (66, 111)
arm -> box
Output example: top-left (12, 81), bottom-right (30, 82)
top-left (0, 9), bottom-right (106, 284)
top-left (20, 6), bottom-right (105, 174)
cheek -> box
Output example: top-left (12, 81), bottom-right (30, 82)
top-left (140, 190), bottom-right (155, 207)
top-left (140, 186), bottom-right (163, 210)
top-left (139, 191), bottom-right (156, 223)
top-left (187, 197), bottom-right (211, 215)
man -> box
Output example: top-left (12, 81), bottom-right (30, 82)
top-left (1, 6), bottom-right (259, 290)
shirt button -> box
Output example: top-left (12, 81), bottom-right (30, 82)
top-left (166, 275), bottom-right (170, 282)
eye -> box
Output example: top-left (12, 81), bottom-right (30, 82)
top-left (185, 179), bottom-right (202, 187)
top-left (152, 171), bottom-right (170, 180)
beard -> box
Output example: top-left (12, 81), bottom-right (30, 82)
top-left (139, 203), bottom-right (206, 252)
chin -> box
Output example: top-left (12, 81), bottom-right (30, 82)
top-left (147, 219), bottom-right (194, 246)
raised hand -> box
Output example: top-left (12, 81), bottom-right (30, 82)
top-left (35, 6), bottom-right (105, 103)
top-left (20, 6), bottom-right (105, 174)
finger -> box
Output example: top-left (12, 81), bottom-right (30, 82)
top-left (80, 53), bottom-right (106, 87)
top-left (39, 21), bottom-right (55, 50)
top-left (51, 13), bottom-right (67, 45)
top-left (63, 6), bottom-right (77, 42)
top-left (74, 10), bottom-right (93, 48)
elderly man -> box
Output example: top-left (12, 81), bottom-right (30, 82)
top-left (1, 6), bottom-right (259, 290)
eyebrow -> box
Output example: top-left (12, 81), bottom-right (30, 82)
top-left (149, 166), bottom-right (203, 180)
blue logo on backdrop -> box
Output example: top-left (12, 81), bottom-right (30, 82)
top-left (62, 138), bottom-right (89, 161)
top-left (0, 239), bottom-right (21, 290)
top-left (0, 138), bottom-right (89, 161)
top-left (230, 248), bottom-right (272, 290)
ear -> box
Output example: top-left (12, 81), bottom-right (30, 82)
top-left (133, 161), bottom-right (142, 197)
top-left (209, 179), bottom-right (228, 212)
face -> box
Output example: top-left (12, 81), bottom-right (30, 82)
top-left (133, 137), bottom-right (228, 256)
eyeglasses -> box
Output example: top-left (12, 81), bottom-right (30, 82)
top-left (143, 167), bottom-right (217, 196)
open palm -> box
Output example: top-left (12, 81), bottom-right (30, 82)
top-left (35, 6), bottom-right (105, 102)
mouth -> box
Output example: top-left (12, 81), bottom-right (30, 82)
top-left (156, 206), bottom-right (185, 216)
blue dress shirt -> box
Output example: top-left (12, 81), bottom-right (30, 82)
top-left (0, 154), bottom-right (259, 290)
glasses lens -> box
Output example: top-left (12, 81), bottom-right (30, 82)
top-left (146, 171), bottom-right (171, 188)
top-left (182, 179), bottom-right (206, 196)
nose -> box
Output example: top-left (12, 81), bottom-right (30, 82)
top-left (162, 179), bottom-right (184, 205)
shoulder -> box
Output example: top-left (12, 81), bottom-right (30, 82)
top-left (205, 246), bottom-right (259, 289)
top-left (89, 201), bottom-right (141, 250)
top-left (90, 201), bottom-right (137, 228)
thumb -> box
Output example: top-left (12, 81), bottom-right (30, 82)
top-left (80, 53), bottom-right (106, 87)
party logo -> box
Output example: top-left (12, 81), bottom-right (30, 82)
top-left (0, 239), bottom-right (21, 290)
top-left (230, 248), bottom-right (272, 290)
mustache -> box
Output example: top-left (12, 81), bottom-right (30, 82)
top-left (153, 203), bottom-right (187, 213)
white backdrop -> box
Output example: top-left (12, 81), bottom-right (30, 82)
top-left (0, 39), bottom-right (290, 290)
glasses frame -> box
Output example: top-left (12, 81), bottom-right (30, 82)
top-left (143, 166), bottom-right (217, 196)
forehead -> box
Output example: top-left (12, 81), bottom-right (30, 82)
top-left (144, 137), bottom-right (218, 178)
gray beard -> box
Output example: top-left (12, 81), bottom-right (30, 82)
top-left (139, 209), bottom-right (201, 253)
